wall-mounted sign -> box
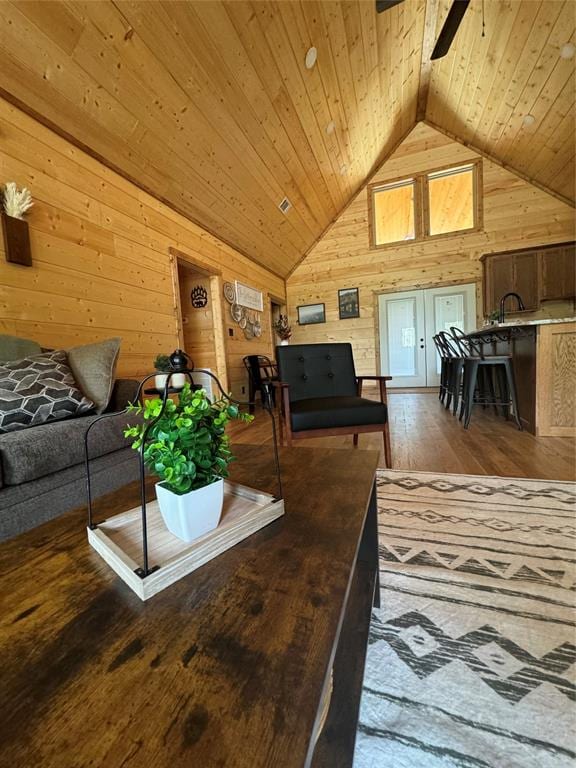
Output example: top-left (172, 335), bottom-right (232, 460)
top-left (190, 285), bottom-right (208, 308)
top-left (235, 281), bottom-right (263, 312)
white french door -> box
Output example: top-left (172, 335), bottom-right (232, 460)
top-left (378, 283), bottom-right (477, 388)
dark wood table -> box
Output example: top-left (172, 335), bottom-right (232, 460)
top-left (0, 445), bottom-right (380, 768)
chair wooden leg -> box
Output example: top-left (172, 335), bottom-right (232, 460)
top-left (383, 422), bottom-right (392, 468)
top-left (284, 414), bottom-right (293, 447)
top-left (353, 433), bottom-right (359, 447)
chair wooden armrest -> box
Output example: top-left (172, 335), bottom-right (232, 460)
top-left (356, 375), bottom-right (392, 466)
top-left (356, 375), bottom-right (392, 402)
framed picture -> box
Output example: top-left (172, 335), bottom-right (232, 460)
top-left (297, 303), bottom-right (326, 325)
top-left (338, 287), bottom-right (359, 319)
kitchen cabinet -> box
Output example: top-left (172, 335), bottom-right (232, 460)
top-left (482, 241), bottom-right (575, 316)
top-left (483, 254), bottom-right (513, 316)
top-left (540, 244), bottom-right (576, 301)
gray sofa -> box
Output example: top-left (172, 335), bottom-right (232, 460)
top-left (0, 379), bottom-right (141, 541)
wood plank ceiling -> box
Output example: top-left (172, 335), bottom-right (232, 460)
top-left (0, 1), bottom-right (573, 278)
top-left (426, 0), bottom-right (576, 205)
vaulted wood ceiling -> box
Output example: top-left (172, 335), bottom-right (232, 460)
top-left (0, 1), bottom-right (573, 278)
top-left (427, 0), bottom-right (576, 205)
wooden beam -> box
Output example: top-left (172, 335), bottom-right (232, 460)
top-left (417, 0), bottom-right (441, 122)
top-left (424, 118), bottom-right (576, 209)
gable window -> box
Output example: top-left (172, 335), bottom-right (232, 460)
top-left (369, 161), bottom-right (481, 249)
top-left (371, 180), bottom-right (416, 246)
top-left (427, 165), bottom-right (476, 236)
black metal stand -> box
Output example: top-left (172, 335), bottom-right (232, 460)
top-left (84, 355), bottom-right (283, 578)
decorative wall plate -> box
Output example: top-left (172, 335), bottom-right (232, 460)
top-left (231, 303), bottom-right (243, 322)
top-left (253, 321), bottom-right (262, 337)
top-left (223, 282), bottom-right (236, 304)
top-left (239, 316), bottom-right (247, 329)
top-left (243, 324), bottom-right (254, 339)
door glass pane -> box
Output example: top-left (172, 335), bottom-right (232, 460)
top-left (387, 298), bottom-right (417, 376)
top-left (373, 181), bottom-right (415, 245)
top-left (433, 294), bottom-right (464, 373)
top-left (428, 166), bottom-right (475, 235)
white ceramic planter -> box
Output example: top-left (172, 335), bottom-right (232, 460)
top-left (280, 340), bottom-right (290, 346)
top-left (170, 373), bottom-right (186, 388)
top-left (155, 478), bottom-right (224, 542)
top-left (155, 372), bottom-right (186, 389)
top-left (155, 373), bottom-right (168, 389)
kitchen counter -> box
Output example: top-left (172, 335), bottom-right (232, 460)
top-left (478, 316), bottom-right (575, 330)
top-left (464, 320), bottom-right (575, 437)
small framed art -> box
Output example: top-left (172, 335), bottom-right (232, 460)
top-left (297, 303), bottom-right (326, 325)
top-left (338, 288), bottom-right (359, 319)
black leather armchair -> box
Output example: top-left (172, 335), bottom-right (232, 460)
top-left (274, 343), bottom-right (392, 467)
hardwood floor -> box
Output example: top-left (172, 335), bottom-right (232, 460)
top-left (229, 391), bottom-right (576, 481)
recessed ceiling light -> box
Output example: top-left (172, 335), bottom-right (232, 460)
top-left (326, 121), bottom-right (335, 135)
top-left (560, 42), bottom-right (575, 60)
top-left (522, 114), bottom-right (536, 127)
top-left (305, 46), bottom-right (317, 69)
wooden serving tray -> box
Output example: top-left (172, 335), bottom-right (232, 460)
top-left (88, 482), bottom-right (285, 600)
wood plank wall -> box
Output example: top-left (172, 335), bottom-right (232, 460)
top-left (287, 122), bottom-right (576, 375)
top-left (178, 270), bottom-right (217, 374)
top-left (0, 97), bottom-right (285, 395)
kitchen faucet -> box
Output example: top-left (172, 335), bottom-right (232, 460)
top-left (498, 292), bottom-right (525, 324)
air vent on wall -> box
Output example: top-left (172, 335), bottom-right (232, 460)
top-left (278, 197), bottom-right (292, 214)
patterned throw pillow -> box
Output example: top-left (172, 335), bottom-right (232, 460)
top-left (0, 350), bottom-right (95, 433)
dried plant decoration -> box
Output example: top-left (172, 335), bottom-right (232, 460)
top-left (2, 182), bottom-right (34, 219)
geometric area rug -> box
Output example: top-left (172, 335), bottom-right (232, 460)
top-left (354, 470), bottom-right (576, 768)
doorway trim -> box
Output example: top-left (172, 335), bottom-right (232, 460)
top-left (169, 247), bottom-right (229, 392)
top-left (372, 277), bottom-right (481, 381)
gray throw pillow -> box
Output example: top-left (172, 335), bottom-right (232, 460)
top-left (0, 350), bottom-right (95, 433)
top-left (0, 335), bottom-right (41, 363)
top-left (67, 338), bottom-right (121, 414)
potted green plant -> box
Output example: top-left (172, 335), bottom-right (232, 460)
top-left (153, 353), bottom-right (186, 389)
top-left (274, 314), bottom-right (292, 345)
top-left (124, 383), bottom-right (253, 542)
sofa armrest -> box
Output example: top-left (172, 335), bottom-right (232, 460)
top-left (106, 379), bottom-right (140, 412)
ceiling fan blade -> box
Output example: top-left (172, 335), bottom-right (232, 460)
top-left (376, 0), bottom-right (405, 12)
top-left (430, 0), bottom-right (470, 60)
